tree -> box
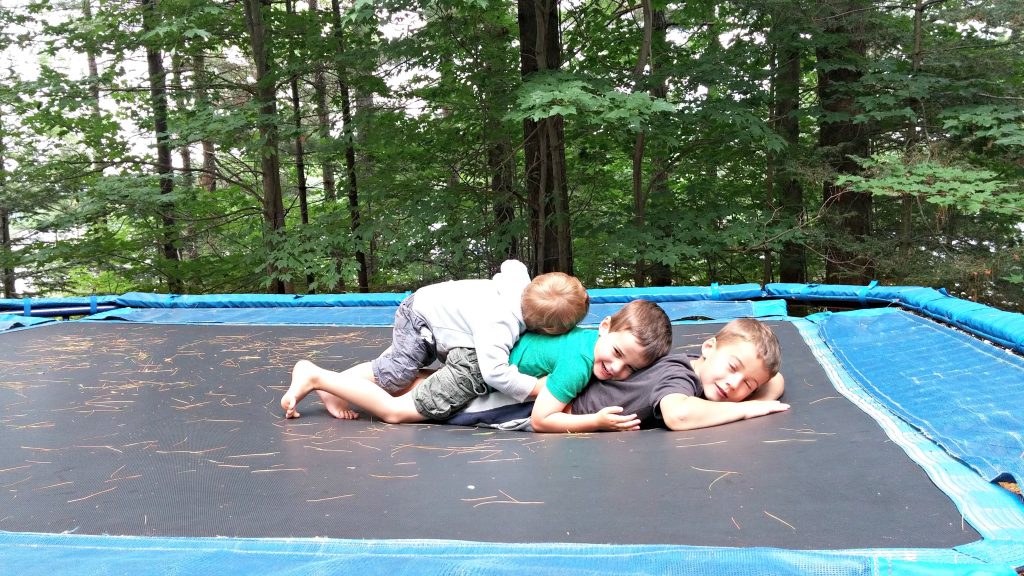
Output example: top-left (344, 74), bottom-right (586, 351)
top-left (815, 0), bottom-right (874, 284)
top-left (0, 116), bottom-right (11, 297)
top-left (142, 0), bottom-right (181, 293)
top-left (768, 4), bottom-right (807, 284)
top-left (243, 0), bottom-right (288, 294)
top-left (518, 0), bottom-right (573, 275)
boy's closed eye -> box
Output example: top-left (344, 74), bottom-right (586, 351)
top-left (613, 347), bottom-right (637, 373)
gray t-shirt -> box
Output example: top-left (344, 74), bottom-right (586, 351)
top-left (570, 353), bottom-right (704, 424)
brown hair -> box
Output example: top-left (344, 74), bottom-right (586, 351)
top-left (607, 299), bottom-right (672, 363)
top-left (522, 272), bottom-right (590, 335)
top-left (714, 318), bottom-right (782, 376)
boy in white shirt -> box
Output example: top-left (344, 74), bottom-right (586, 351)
top-left (282, 260), bottom-right (590, 420)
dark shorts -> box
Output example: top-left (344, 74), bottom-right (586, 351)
top-left (412, 347), bottom-right (489, 420)
top-left (372, 295), bottom-right (436, 394)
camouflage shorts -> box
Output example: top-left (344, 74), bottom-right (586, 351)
top-left (412, 347), bottom-right (489, 420)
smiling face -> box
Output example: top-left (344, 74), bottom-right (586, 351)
top-left (591, 320), bottom-right (650, 381)
top-left (695, 338), bottom-right (773, 402)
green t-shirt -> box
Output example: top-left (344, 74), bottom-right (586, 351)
top-left (509, 327), bottom-right (598, 404)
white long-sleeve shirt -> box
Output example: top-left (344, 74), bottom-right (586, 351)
top-left (411, 260), bottom-right (537, 402)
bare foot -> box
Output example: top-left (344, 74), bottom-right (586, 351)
top-left (282, 360), bottom-right (318, 418)
top-left (316, 390), bottom-right (359, 419)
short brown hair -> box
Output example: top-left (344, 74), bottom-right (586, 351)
top-left (607, 299), bottom-right (672, 363)
top-left (714, 318), bottom-right (782, 376)
top-left (522, 272), bottom-right (590, 335)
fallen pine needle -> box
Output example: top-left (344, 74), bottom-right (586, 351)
top-left (677, 440), bottom-right (728, 448)
top-left (306, 494), bottom-right (353, 503)
top-left (764, 510), bottom-right (796, 530)
top-left (68, 486), bottom-right (117, 503)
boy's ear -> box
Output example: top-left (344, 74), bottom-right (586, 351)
top-left (701, 337), bottom-right (716, 357)
top-left (597, 316), bottom-right (612, 335)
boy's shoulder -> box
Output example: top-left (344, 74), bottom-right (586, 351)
top-left (640, 353), bottom-right (698, 379)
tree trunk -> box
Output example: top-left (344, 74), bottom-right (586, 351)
top-left (774, 21), bottom-right (806, 283)
top-left (630, 2), bottom-right (672, 286)
top-left (488, 137), bottom-right (518, 265)
top-left (816, 1), bottom-right (873, 284)
top-left (143, 0), bottom-right (181, 293)
top-left (0, 123), bottom-right (14, 298)
top-left (82, 0), bottom-right (101, 120)
top-left (480, 20), bottom-right (518, 268)
top-left (243, 0), bottom-right (287, 294)
top-left (897, 0), bottom-right (926, 278)
top-left (285, 0), bottom-right (314, 291)
top-left (170, 54), bottom-right (193, 190)
top-left (310, 0), bottom-right (336, 203)
top-left (518, 0), bottom-right (573, 275)
top-left (193, 53), bottom-right (217, 193)
top-left (332, 0), bottom-right (369, 292)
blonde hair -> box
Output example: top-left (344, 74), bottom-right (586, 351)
top-left (522, 272), bottom-right (590, 335)
top-left (607, 299), bottom-right (672, 363)
top-left (714, 318), bottom-right (782, 376)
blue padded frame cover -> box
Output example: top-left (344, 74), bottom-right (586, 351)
top-left (767, 283), bottom-right (1024, 354)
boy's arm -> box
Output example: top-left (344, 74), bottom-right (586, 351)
top-left (530, 386), bottom-right (640, 433)
top-left (473, 259), bottom-right (539, 401)
top-left (658, 393), bottom-right (789, 431)
top-left (472, 319), bottom-right (538, 402)
top-left (747, 373), bottom-right (785, 401)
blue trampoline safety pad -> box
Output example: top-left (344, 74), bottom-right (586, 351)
top-left (1, 532), bottom-right (1016, 576)
top-left (811, 308), bottom-right (1024, 486)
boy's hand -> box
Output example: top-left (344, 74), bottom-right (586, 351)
top-left (595, 406), bottom-right (641, 431)
top-left (743, 400), bottom-right (790, 419)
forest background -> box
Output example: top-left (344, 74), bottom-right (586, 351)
top-left (0, 0), bottom-right (1021, 311)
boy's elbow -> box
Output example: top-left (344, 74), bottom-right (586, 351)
top-left (662, 412), bottom-right (692, 431)
top-left (530, 414), bottom-right (550, 432)
top-left (659, 397), bottom-right (696, 431)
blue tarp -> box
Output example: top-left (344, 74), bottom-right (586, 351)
top-left (809, 308), bottom-right (1024, 486)
top-left (0, 314), bottom-right (53, 331)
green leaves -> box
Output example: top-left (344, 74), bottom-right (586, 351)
top-left (839, 155), bottom-right (1024, 217)
top-left (508, 72), bottom-right (675, 130)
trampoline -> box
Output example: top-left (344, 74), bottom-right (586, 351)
top-left (1, 284), bottom-right (1023, 575)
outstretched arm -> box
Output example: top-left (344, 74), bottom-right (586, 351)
top-left (530, 387), bottom-right (640, 433)
top-left (658, 392), bottom-right (789, 431)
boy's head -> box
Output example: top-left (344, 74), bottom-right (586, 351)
top-left (696, 318), bottom-right (781, 402)
top-left (593, 299), bottom-right (673, 381)
top-left (522, 272), bottom-right (590, 335)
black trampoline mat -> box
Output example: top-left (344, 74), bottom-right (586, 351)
top-left (0, 321), bottom-right (979, 549)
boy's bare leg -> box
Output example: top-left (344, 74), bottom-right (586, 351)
top-left (281, 360), bottom-right (425, 423)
